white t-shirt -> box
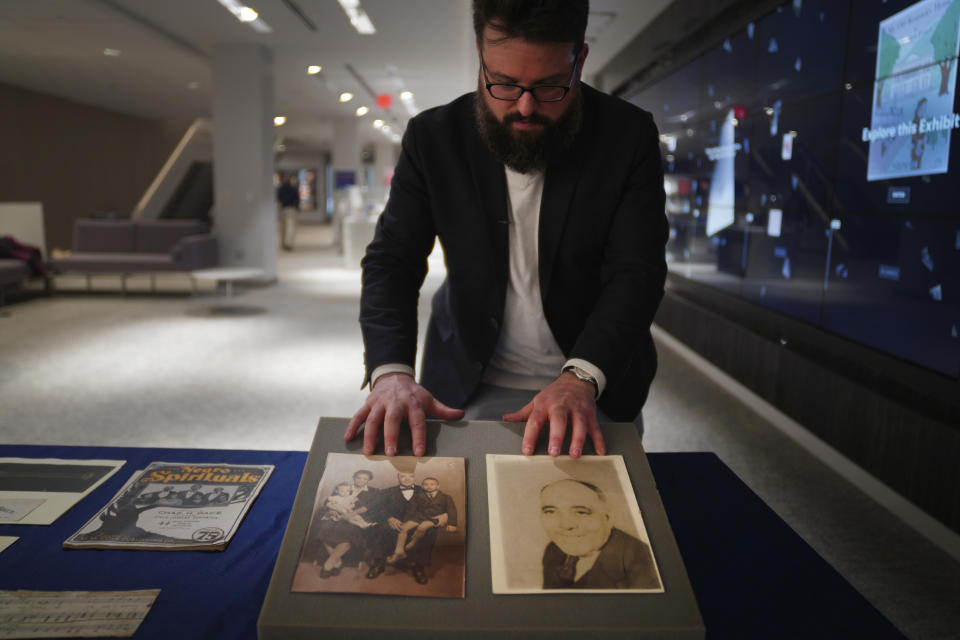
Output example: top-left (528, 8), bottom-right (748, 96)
top-left (371, 166), bottom-right (606, 395)
top-left (481, 167), bottom-right (563, 390)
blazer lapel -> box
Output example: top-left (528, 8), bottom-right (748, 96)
top-left (540, 85), bottom-right (596, 299)
top-left (539, 137), bottom-right (586, 299)
top-left (466, 104), bottom-right (509, 289)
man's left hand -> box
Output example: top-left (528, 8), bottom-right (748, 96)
top-left (503, 372), bottom-right (606, 458)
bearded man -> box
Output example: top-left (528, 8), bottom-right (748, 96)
top-left (346, 0), bottom-right (668, 458)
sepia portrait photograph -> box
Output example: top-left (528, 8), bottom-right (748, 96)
top-left (292, 452), bottom-right (466, 598)
top-left (486, 454), bottom-right (663, 594)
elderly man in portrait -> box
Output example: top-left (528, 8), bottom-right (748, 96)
top-left (539, 478), bottom-right (659, 589)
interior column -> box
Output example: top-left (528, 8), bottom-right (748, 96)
top-left (211, 43), bottom-right (277, 281)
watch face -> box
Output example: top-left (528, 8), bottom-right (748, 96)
top-left (564, 367), bottom-right (598, 394)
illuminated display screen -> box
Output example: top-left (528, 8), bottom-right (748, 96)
top-left (864, 0), bottom-right (960, 182)
top-left (625, 0), bottom-right (960, 377)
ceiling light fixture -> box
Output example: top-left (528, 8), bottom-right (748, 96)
top-left (217, 0), bottom-right (273, 33)
top-left (355, 106), bottom-right (369, 117)
top-left (188, 81), bottom-right (201, 90)
top-left (307, 65), bottom-right (322, 74)
top-left (337, 0), bottom-right (376, 35)
top-left (103, 48), bottom-right (121, 56)
top-left (373, 119), bottom-right (384, 129)
top-left (339, 92), bottom-right (354, 102)
top-left (399, 90), bottom-right (419, 116)
top-left (274, 116), bottom-right (287, 126)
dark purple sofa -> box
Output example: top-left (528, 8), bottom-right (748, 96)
top-left (0, 260), bottom-right (29, 285)
top-left (0, 238), bottom-right (47, 306)
top-left (48, 219), bottom-right (218, 290)
top-left (0, 260), bottom-right (31, 305)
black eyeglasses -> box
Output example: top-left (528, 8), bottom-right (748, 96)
top-left (480, 55), bottom-right (579, 102)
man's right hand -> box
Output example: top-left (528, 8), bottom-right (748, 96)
top-left (387, 517), bottom-right (403, 530)
top-left (344, 373), bottom-right (464, 457)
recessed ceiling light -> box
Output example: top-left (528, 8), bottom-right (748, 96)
top-left (339, 92), bottom-right (354, 102)
top-left (373, 119), bottom-right (384, 128)
top-left (188, 81), bottom-right (201, 90)
top-left (355, 106), bottom-right (369, 117)
top-left (103, 48), bottom-right (121, 56)
top-left (399, 90), bottom-right (419, 116)
top-left (337, 0), bottom-right (376, 34)
top-left (274, 116), bottom-right (287, 126)
top-left (217, 0), bottom-right (272, 32)
top-left (307, 65), bottom-right (322, 75)
top-left (392, 134), bottom-right (400, 142)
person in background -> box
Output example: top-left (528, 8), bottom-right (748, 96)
top-left (277, 175), bottom-right (300, 250)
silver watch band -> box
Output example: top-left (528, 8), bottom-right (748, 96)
top-left (562, 365), bottom-right (599, 398)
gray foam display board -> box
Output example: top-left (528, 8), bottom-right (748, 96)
top-left (258, 418), bottom-right (704, 639)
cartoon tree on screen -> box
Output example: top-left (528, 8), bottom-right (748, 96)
top-left (931, 0), bottom-right (959, 96)
top-left (876, 28), bottom-right (900, 107)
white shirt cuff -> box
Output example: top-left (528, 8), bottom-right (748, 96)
top-left (370, 363), bottom-right (415, 388)
top-left (562, 358), bottom-right (607, 398)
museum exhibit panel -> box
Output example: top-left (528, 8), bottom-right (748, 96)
top-left (628, 0), bottom-right (959, 375)
top-left (621, 0), bottom-right (960, 541)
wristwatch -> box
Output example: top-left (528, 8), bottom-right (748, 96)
top-left (562, 365), bottom-right (599, 398)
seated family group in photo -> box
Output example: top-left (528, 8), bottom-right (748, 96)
top-left (137, 484), bottom-right (232, 507)
top-left (307, 469), bottom-right (458, 585)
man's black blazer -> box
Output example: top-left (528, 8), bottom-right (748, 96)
top-left (360, 83), bottom-right (668, 421)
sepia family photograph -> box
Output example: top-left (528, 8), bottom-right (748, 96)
top-left (292, 452), bottom-right (466, 598)
top-left (487, 454), bottom-right (663, 594)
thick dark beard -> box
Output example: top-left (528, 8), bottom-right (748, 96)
top-left (475, 86), bottom-right (582, 174)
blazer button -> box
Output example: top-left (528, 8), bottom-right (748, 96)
top-left (489, 317), bottom-right (499, 329)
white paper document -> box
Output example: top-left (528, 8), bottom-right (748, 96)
top-left (0, 589), bottom-right (159, 638)
top-left (0, 458), bottom-right (125, 525)
top-left (0, 538), bottom-right (17, 554)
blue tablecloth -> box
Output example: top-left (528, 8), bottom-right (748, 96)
top-left (649, 453), bottom-right (903, 639)
top-left (0, 445), bottom-right (306, 640)
top-left (0, 445), bottom-right (902, 639)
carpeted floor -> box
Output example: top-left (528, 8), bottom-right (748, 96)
top-left (1, 222), bottom-right (957, 638)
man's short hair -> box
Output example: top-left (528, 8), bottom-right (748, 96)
top-left (473, 0), bottom-right (589, 55)
top-left (540, 478), bottom-right (607, 503)
top-left (353, 470), bottom-right (373, 480)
